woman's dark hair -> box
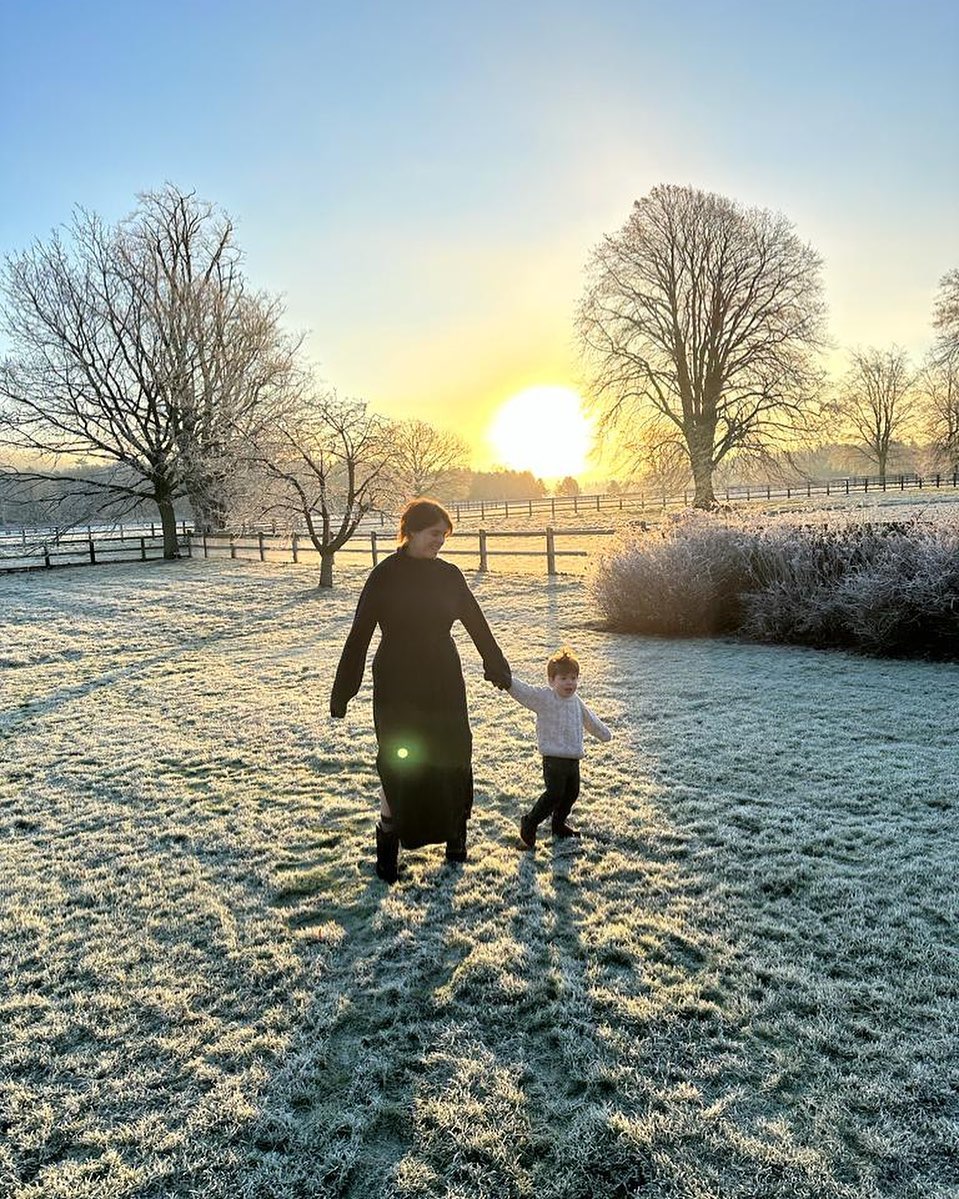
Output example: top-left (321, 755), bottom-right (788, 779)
top-left (398, 498), bottom-right (454, 544)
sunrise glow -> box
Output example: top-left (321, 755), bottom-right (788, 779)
top-left (486, 386), bottom-right (594, 480)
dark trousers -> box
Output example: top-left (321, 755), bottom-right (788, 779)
top-left (524, 755), bottom-right (581, 831)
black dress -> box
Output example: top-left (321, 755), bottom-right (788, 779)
top-left (330, 547), bottom-right (511, 849)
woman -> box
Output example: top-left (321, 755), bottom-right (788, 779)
top-left (330, 498), bottom-right (511, 883)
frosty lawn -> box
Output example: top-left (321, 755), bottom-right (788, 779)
top-left (1, 559), bottom-right (956, 1199)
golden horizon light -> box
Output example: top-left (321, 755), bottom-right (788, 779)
top-left (486, 385), bottom-right (594, 480)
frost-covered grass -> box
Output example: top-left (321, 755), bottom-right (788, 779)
top-left (1, 559), bottom-right (957, 1198)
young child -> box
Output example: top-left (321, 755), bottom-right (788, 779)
top-left (506, 647), bottom-right (611, 847)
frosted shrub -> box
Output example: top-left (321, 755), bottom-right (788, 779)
top-left (588, 511), bottom-right (752, 636)
top-left (833, 526), bottom-right (959, 657)
top-left (590, 508), bottom-right (959, 658)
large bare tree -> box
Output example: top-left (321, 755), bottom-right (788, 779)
top-left (577, 184), bottom-right (828, 508)
top-left (837, 346), bottom-right (917, 483)
top-left (386, 417), bottom-right (469, 502)
top-left (933, 268), bottom-right (959, 358)
top-left (0, 186), bottom-right (299, 556)
top-left (255, 391), bottom-right (393, 587)
top-left (923, 269), bottom-right (959, 470)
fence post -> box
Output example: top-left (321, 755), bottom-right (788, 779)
top-left (478, 529), bottom-right (488, 572)
top-left (292, 533), bottom-right (299, 563)
top-left (140, 537), bottom-right (146, 562)
top-left (546, 527), bottom-right (556, 576)
top-left (88, 539), bottom-right (96, 564)
top-left (371, 529), bottom-right (379, 566)
top-left (230, 535), bottom-right (236, 559)
top-left (184, 532), bottom-right (192, 559)
top-left (258, 532), bottom-right (265, 562)
top-left (202, 533), bottom-right (208, 559)
top-left (43, 543), bottom-right (50, 568)
top-left (844, 478), bottom-right (849, 495)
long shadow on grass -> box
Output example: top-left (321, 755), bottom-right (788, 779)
top-left (238, 851), bottom-right (479, 1197)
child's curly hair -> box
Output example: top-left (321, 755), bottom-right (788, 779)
top-left (547, 647), bottom-right (580, 680)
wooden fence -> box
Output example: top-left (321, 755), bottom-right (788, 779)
top-left (0, 530), bottom-right (185, 573)
top-left (192, 526), bottom-right (617, 575)
top-left (448, 471), bottom-right (959, 523)
top-left (0, 525), bottom-right (619, 576)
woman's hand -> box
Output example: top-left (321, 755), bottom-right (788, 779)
top-left (484, 665), bottom-right (512, 691)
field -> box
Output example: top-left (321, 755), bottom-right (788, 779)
top-left (1, 557), bottom-right (957, 1198)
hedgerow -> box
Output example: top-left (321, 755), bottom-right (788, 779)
top-left (588, 509), bottom-right (959, 658)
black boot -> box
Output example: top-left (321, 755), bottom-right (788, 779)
top-left (375, 822), bottom-right (400, 884)
top-left (445, 814), bottom-right (468, 863)
top-left (551, 794), bottom-right (580, 839)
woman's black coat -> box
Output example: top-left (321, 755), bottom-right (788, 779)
top-left (330, 548), bottom-right (511, 848)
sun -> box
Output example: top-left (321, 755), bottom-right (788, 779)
top-left (487, 385), bottom-right (594, 480)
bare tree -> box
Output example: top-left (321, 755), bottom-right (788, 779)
top-left (136, 188), bottom-right (304, 532)
top-left (577, 184), bottom-right (827, 508)
top-left (554, 475), bottom-right (581, 497)
top-left (387, 417), bottom-right (470, 501)
top-left (923, 270), bottom-right (959, 470)
top-left (921, 357), bottom-right (959, 471)
top-left (256, 391), bottom-right (393, 587)
top-left (837, 346), bottom-right (917, 483)
top-left (0, 187), bottom-right (299, 557)
top-left (933, 268), bottom-right (959, 359)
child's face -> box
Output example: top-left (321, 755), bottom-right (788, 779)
top-left (549, 671), bottom-right (579, 698)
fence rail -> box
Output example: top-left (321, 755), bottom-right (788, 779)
top-left (0, 524), bottom-right (617, 576)
top-left (192, 526), bottom-right (615, 575)
top-left (447, 471), bottom-right (959, 523)
top-left (5, 469), bottom-right (959, 576)
top-left (0, 531), bottom-right (191, 573)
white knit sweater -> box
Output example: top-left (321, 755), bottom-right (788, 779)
top-left (508, 677), bottom-right (612, 759)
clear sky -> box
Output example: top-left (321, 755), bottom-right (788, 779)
top-left (2, 0), bottom-right (957, 477)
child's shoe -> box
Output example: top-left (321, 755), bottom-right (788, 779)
top-left (519, 816), bottom-right (536, 849)
top-left (552, 822), bottom-right (581, 839)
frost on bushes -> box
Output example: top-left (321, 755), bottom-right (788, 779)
top-left (588, 511), bottom-right (752, 637)
top-left (589, 509), bottom-right (959, 659)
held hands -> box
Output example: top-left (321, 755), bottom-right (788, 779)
top-left (484, 665), bottom-right (512, 691)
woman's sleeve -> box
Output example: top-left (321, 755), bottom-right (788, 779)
top-left (329, 574), bottom-right (379, 717)
top-left (457, 576), bottom-right (511, 689)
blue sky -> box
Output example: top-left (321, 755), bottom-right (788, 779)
top-left (3, 0), bottom-right (957, 470)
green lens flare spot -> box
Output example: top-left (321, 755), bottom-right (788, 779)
top-left (397, 747), bottom-right (409, 759)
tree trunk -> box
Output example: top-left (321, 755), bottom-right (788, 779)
top-left (688, 436), bottom-right (717, 509)
top-left (318, 549), bottom-right (335, 588)
top-left (158, 497), bottom-right (180, 559)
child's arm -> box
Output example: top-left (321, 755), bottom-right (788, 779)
top-left (507, 676), bottom-right (548, 713)
top-left (580, 700), bottom-right (612, 742)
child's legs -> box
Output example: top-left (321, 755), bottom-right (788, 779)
top-left (525, 756), bottom-right (577, 828)
top-left (551, 762), bottom-right (581, 828)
